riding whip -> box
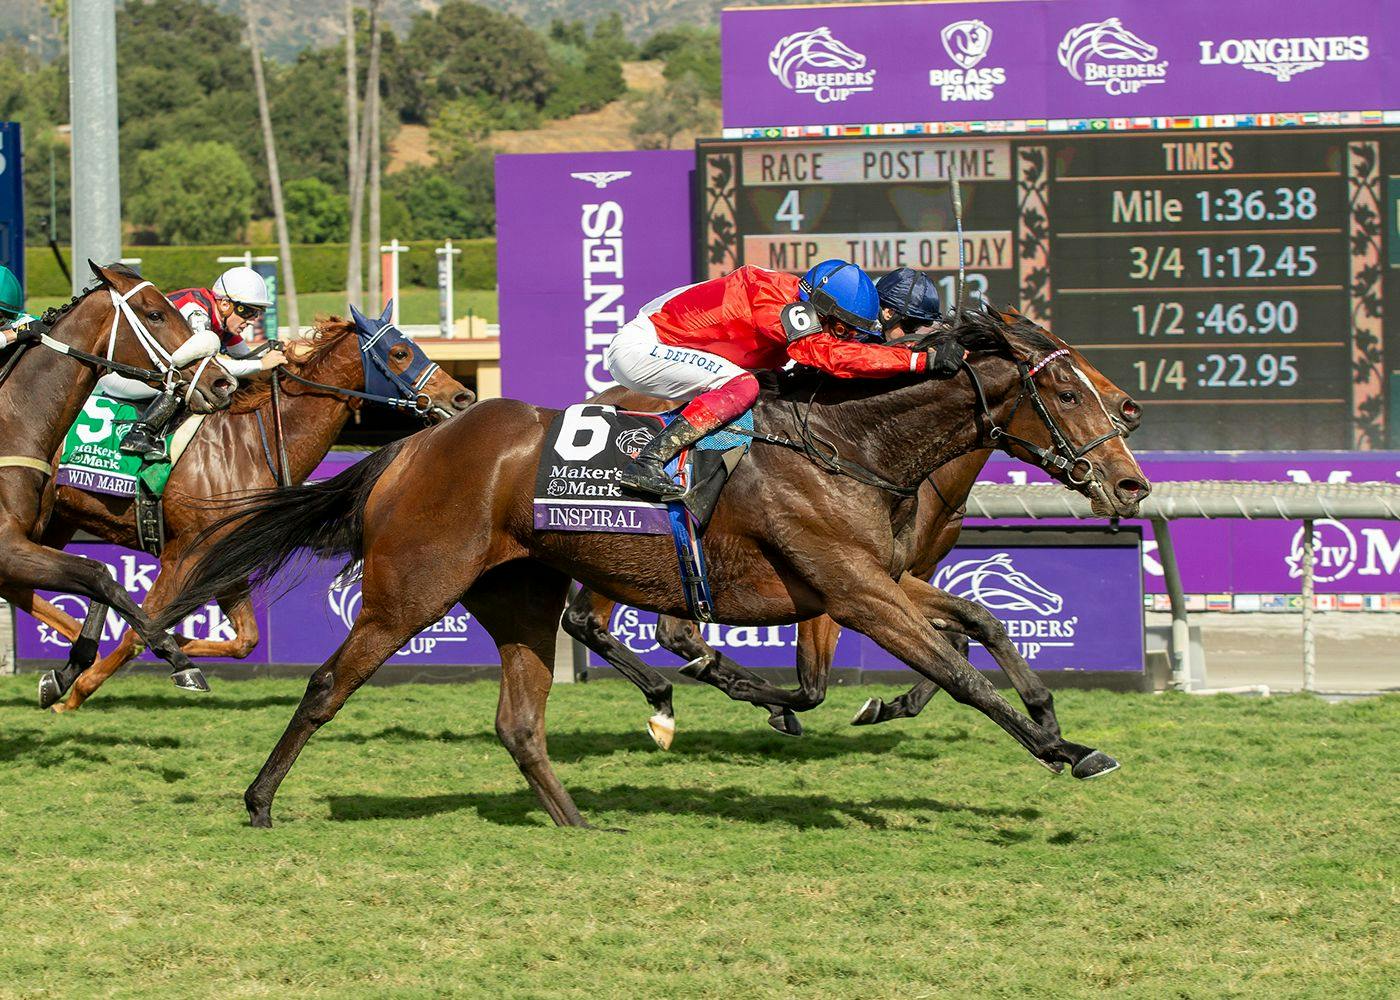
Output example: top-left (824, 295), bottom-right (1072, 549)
top-left (270, 368), bottom-right (291, 488)
top-left (950, 171), bottom-right (967, 320)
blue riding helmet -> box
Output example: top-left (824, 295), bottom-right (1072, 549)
top-left (798, 259), bottom-right (880, 338)
top-left (876, 267), bottom-right (941, 323)
top-left (348, 301), bottom-right (441, 412)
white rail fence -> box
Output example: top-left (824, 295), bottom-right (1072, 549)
top-left (964, 481), bottom-right (1400, 692)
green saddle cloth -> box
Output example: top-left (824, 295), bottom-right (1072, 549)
top-left (56, 393), bottom-right (174, 498)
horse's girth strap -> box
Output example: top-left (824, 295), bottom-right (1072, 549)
top-left (0, 455), bottom-right (56, 476)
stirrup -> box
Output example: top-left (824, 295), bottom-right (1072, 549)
top-left (618, 461), bottom-right (686, 501)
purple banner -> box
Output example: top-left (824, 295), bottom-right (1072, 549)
top-left (977, 450), bottom-right (1400, 597)
top-left (14, 545), bottom-right (272, 664)
top-left (722, 0), bottom-right (1395, 128)
top-left (594, 531), bottom-right (1145, 672)
top-left (495, 150), bottom-right (695, 409)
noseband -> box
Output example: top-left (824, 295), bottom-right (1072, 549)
top-left (961, 348), bottom-right (1123, 487)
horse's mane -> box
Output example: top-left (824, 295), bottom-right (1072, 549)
top-left (225, 316), bottom-right (357, 414)
top-left (38, 262), bottom-right (143, 328)
top-left (759, 302), bottom-right (1057, 403)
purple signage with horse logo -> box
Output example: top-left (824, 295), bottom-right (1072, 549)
top-left (721, 0), bottom-right (1396, 128)
top-left (495, 150), bottom-right (695, 409)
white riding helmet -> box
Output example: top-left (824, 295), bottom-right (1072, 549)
top-left (213, 265), bottom-right (273, 308)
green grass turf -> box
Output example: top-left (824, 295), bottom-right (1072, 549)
top-left (0, 676), bottom-right (1393, 997)
top-left (28, 287), bottom-right (500, 328)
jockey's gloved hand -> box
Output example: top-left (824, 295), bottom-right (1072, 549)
top-left (925, 335), bottom-right (965, 379)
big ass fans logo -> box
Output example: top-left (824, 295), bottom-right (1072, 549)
top-left (930, 18), bottom-right (1005, 103)
top-left (1057, 17), bottom-right (1168, 95)
top-left (768, 27), bottom-right (874, 103)
top-left (1198, 35), bottom-right (1369, 83)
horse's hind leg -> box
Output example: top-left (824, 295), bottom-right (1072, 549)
top-left (561, 587), bottom-right (677, 749)
top-left (467, 564), bottom-right (586, 828)
top-left (244, 569), bottom-right (468, 827)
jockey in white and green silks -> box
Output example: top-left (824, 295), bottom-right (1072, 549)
top-left (0, 264), bottom-right (36, 334)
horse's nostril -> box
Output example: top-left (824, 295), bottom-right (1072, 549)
top-left (452, 391), bottom-right (474, 410)
top-left (1115, 478), bottom-right (1149, 501)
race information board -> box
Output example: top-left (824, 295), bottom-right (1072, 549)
top-left (696, 129), bottom-right (1400, 450)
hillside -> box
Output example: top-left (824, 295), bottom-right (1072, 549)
top-left (4, 0), bottom-right (782, 61)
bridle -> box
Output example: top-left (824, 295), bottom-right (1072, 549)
top-left (270, 323), bottom-right (439, 418)
top-left (0, 281), bottom-right (212, 395)
top-left (960, 347), bottom-right (1123, 488)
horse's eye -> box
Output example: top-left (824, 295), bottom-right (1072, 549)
top-left (1058, 391), bottom-right (1078, 405)
top-left (392, 346), bottom-right (408, 358)
top-left (146, 310), bottom-right (164, 322)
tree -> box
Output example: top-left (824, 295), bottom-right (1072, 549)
top-left (663, 30), bottom-right (721, 101)
top-left (283, 178), bottom-right (348, 243)
top-left (385, 152), bottom-right (493, 240)
top-left (128, 141), bottom-right (255, 244)
top-left (246, 2), bottom-right (299, 335)
top-left (404, 2), bottom-right (556, 120)
top-left (630, 75), bottom-right (716, 150)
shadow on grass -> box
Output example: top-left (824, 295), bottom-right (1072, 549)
top-left (319, 725), bottom-right (944, 764)
top-left (325, 783), bottom-right (1041, 830)
top-left (0, 730), bottom-right (182, 766)
top-left (0, 692), bottom-right (298, 712)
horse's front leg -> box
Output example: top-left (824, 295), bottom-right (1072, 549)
top-left (825, 570), bottom-right (1115, 779)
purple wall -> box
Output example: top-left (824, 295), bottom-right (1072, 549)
top-left (495, 150), bottom-right (695, 409)
top-left (722, 0), bottom-right (1396, 128)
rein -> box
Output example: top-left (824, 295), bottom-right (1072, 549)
top-left (733, 346), bottom-right (1122, 499)
top-left (275, 367), bottom-right (433, 415)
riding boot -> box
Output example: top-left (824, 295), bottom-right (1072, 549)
top-left (119, 390), bottom-right (182, 463)
top-left (618, 415), bottom-right (710, 501)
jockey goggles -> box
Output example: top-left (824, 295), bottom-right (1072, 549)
top-left (230, 301), bottom-right (265, 320)
top-left (798, 279), bottom-right (877, 336)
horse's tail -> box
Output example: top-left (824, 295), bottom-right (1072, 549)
top-left (155, 440), bottom-right (407, 631)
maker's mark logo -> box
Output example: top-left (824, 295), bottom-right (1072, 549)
top-left (570, 171), bottom-right (632, 189)
top-left (768, 26), bottom-right (874, 103)
top-left (933, 552), bottom-right (1064, 615)
top-left (932, 18), bottom-right (1005, 102)
top-left (1058, 17), bottom-right (1168, 95)
top-left (941, 19), bottom-right (992, 69)
top-left (1198, 35), bottom-right (1369, 83)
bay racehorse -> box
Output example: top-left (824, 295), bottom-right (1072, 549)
top-left (159, 304), bottom-right (1150, 828)
top-left (27, 305), bottom-right (472, 711)
top-left (0, 263), bottom-right (234, 693)
top-left (568, 334), bottom-right (1141, 746)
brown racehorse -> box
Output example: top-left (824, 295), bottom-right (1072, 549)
top-left (159, 305), bottom-right (1150, 828)
top-left (568, 338), bottom-right (1142, 746)
top-left (25, 315), bottom-right (473, 712)
top-left (0, 263), bottom-right (235, 692)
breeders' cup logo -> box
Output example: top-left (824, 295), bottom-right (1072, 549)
top-left (1286, 519), bottom-right (1356, 583)
top-left (768, 27), bottom-right (875, 103)
top-left (931, 19), bottom-right (1005, 102)
top-left (934, 553), bottom-right (1063, 614)
top-left (933, 553), bottom-right (1077, 662)
top-left (615, 427), bottom-right (654, 458)
top-left (1198, 35), bottom-right (1369, 83)
top-left (571, 170), bottom-right (631, 189)
top-left (1058, 18), bottom-right (1168, 95)
top-left (327, 565), bottom-right (364, 630)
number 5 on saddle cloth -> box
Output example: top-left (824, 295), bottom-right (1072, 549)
top-left (532, 403), bottom-right (753, 622)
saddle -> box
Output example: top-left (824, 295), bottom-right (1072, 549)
top-left (55, 393), bottom-right (206, 555)
top-left (534, 403), bottom-right (752, 621)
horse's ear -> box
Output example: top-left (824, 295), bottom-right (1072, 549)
top-left (379, 300), bottom-right (393, 325)
top-left (348, 302), bottom-right (370, 331)
top-left (89, 259), bottom-right (111, 286)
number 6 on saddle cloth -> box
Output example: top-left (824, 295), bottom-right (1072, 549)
top-left (532, 403), bottom-right (754, 622)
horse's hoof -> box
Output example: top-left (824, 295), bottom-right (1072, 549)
top-left (646, 712), bottom-right (675, 750)
top-left (49, 702), bottom-right (70, 715)
top-left (1034, 756), bottom-right (1065, 775)
top-left (851, 697), bottom-right (883, 726)
top-left (170, 667), bottom-right (210, 692)
top-left (767, 710), bottom-right (803, 737)
top-left (1072, 750), bottom-right (1119, 780)
top-left (248, 812), bottom-right (272, 829)
top-left (37, 671), bottom-right (63, 709)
